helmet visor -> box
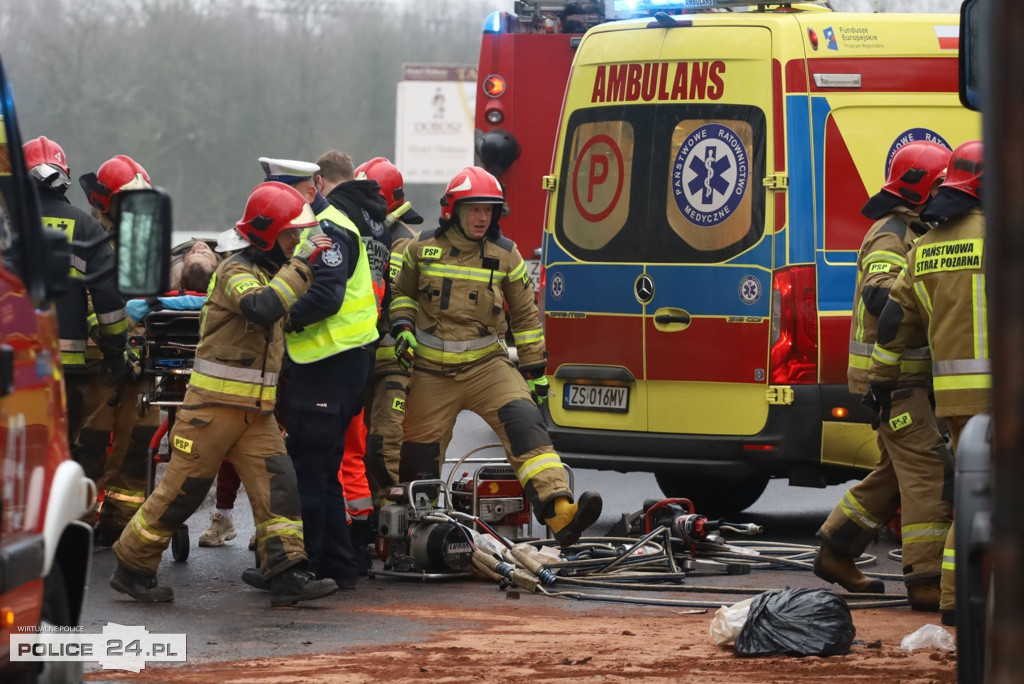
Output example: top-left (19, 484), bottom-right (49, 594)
top-left (288, 203), bottom-right (319, 230)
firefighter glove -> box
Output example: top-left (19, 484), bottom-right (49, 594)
top-left (103, 351), bottom-right (132, 388)
top-left (861, 381), bottom-right (896, 430)
top-left (293, 234), bottom-right (333, 264)
top-left (527, 375), bottom-right (549, 406)
top-left (394, 329), bottom-right (418, 371)
top-left (385, 201), bottom-right (412, 228)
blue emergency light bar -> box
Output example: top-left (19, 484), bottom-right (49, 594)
top-left (613, 0), bottom-right (825, 11)
top-left (483, 11), bottom-right (507, 34)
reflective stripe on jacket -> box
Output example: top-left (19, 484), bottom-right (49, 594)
top-left (185, 250), bottom-right (312, 411)
top-left (848, 210), bottom-right (932, 394)
top-left (869, 208), bottom-right (990, 417)
top-left (390, 223), bottom-right (544, 373)
top-left (40, 188), bottom-right (127, 370)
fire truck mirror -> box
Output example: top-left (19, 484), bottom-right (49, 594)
top-left (114, 187), bottom-right (172, 297)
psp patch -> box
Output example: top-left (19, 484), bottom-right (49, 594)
top-left (672, 123), bottom-right (749, 228)
top-left (321, 244), bottom-right (343, 267)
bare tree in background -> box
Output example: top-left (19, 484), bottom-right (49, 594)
top-left (0, 0), bottom-right (960, 229)
top-left (0, 0), bottom-right (500, 229)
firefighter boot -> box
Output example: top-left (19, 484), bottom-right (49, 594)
top-left (241, 567), bottom-right (270, 592)
top-left (812, 544), bottom-right (884, 593)
top-left (907, 582), bottom-right (941, 612)
top-left (109, 563), bottom-right (174, 603)
top-left (545, 491), bottom-right (603, 548)
top-left (268, 567), bottom-right (338, 607)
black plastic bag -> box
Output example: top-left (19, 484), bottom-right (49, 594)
top-left (734, 588), bottom-right (855, 657)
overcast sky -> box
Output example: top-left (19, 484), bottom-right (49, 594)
top-left (467, 1), bottom-right (967, 12)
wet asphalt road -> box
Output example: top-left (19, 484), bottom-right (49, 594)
top-left (81, 411), bottom-right (900, 679)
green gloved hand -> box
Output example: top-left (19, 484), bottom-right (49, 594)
top-left (527, 375), bottom-right (549, 406)
top-left (394, 329), bottom-right (418, 371)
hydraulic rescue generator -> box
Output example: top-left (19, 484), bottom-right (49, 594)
top-left (375, 464), bottom-right (533, 577)
top-left (376, 480), bottom-right (474, 575)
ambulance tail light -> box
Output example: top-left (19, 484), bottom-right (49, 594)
top-left (769, 265), bottom-right (818, 384)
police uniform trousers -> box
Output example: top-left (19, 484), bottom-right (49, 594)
top-left (940, 414), bottom-right (970, 614)
top-left (75, 375), bottom-right (158, 532)
top-left (114, 404), bottom-right (307, 578)
top-left (284, 345), bottom-right (373, 586)
top-left (401, 355), bottom-right (572, 522)
top-left (817, 386), bottom-right (953, 586)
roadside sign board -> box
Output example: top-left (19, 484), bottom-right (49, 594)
top-left (396, 64), bottom-right (477, 184)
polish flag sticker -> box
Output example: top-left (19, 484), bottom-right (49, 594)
top-left (935, 25), bottom-right (959, 50)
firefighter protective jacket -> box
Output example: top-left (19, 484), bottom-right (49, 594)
top-left (39, 188), bottom-right (127, 370)
top-left (185, 249), bottom-right (313, 412)
top-left (390, 223), bottom-right (544, 374)
top-left (375, 219), bottom-right (418, 373)
top-left (848, 207), bottom-right (932, 395)
top-left (870, 207), bottom-right (990, 417)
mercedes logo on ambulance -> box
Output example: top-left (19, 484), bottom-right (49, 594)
top-left (634, 274), bottom-right (654, 303)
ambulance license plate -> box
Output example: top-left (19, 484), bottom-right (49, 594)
top-left (562, 384), bottom-right (629, 413)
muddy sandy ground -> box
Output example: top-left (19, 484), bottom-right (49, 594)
top-left (85, 600), bottom-right (956, 683)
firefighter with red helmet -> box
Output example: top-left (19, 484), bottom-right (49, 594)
top-left (390, 166), bottom-right (602, 547)
top-left (867, 139), bottom-right (990, 626)
top-left (111, 181), bottom-right (339, 606)
top-left (72, 155), bottom-right (163, 544)
top-left (814, 140), bottom-right (953, 611)
top-left (22, 137), bottom-right (128, 445)
top-left (80, 154), bottom-right (153, 227)
top-left (353, 157), bottom-right (426, 499)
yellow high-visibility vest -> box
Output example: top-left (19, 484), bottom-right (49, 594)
top-left (286, 205), bottom-right (379, 363)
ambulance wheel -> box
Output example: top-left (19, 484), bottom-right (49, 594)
top-left (654, 472), bottom-right (769, 517)
top-left (171, 525), bottom-right (190, 562)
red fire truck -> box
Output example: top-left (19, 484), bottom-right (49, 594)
top-left (0, 50), bottom-right (171, 681)
top-left (474, 1), bottom-right (610, 290)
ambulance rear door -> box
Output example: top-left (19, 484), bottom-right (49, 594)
top-left (643, 22), bottom-right (775, 437)
top-left (545, 19), bottom-right (776, 441)
top-left (544, 26), bottom-right (669, 434)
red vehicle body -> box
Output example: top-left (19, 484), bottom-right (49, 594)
top-left (474, 1), bottom-right (609, 290)
top-left (0, 53), bottom-right (96, 683)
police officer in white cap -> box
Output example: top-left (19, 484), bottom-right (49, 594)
top-left (259, 157), bottom-right (322, 206)
top-left (239, 155), bottom-right (379, 592)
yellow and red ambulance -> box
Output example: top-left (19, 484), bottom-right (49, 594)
top-left (541, 0), bottom-right (980, 513)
